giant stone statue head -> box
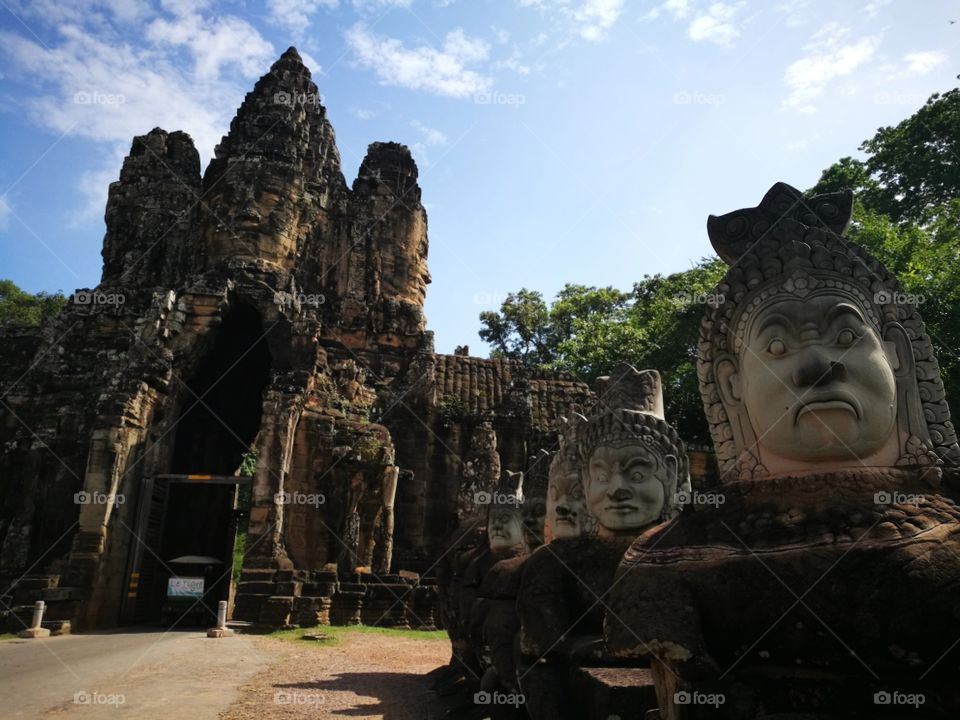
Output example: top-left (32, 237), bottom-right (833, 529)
top-left (701, 182), bottom-right (960, 480)
top-left (577, 366), bottom-right (689, 538)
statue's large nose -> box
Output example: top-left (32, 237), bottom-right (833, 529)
top-left (792, 349), bottom-right (847, 387)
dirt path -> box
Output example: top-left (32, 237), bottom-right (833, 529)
top-left (221, 631), bottom-right (451, 720)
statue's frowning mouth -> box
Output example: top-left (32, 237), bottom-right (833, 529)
top-left (794, 395), bottom-right (861, 424)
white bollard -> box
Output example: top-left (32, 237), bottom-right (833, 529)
top-left (18, 600), bottom-right (51, 638)
top-left (31, 600), bottom-right (45, 629)
top-left (207, 600), bottom-right (234, 638)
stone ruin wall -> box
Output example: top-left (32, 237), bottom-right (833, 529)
top-left (0, 48), bottom-right (603, 630)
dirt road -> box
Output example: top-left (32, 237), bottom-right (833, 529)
top-left (221, 630), bottom-right (451, 720)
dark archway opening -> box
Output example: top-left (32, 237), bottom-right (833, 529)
top-left (144, 303), bottom-right (271, 625)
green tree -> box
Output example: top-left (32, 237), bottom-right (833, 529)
top-left (0, 279), bottom-right (66, 327)
top-left (813, 89), bottom-right (960, 223)
top-left (478, 289), bottom-right (552, 364)
top-left (477, 262), bottom-right (725, 445)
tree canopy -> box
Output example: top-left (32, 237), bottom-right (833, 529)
top-left (0, 280), bottom-right (66, 328)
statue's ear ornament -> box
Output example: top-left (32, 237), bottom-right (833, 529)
top-left (706, 182), bottom-right (854, 264)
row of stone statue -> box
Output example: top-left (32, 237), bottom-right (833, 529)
top-left (433, 183), bottom-right (960, 720)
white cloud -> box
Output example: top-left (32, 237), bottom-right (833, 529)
top-left (410, 120), bottom-right (448, 169)
top-left (516, 0), bottom-right (624, 43)
top-left (411, 120), bottom-right (448, 146)
top-left (863, 0), bottom-right (891, 18)
top-left (688, 2), bottom-right (743, 47)
top-left (352, 0), bottom-right (412, 9)
top-left (265, 0), bottom-right (337, 35)
top-left (146, 11), bottom-right (275, 80)
top-left (902, 50), bottom-right (947, 75)
top-left (663, 0), bottom-right (691, 19)
top-left (574, 0), bottom-right (624, 41)
top-left (345, 23), bottom-right (492, 97)
top-left (0, 5), bottom-right (279, 221)
top-left (776, 0), bottom-right (809, 28)
top-left (351, 107), bottom-right (376, 119)
top-left (782, 23), bottom-right (881, 112)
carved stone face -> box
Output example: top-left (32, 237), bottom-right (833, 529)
top-left (488, 506), bottom-right (525, 550)
top-left (546, 464), bottom-right (585, 541)
top-left (724, 293), bottom-right (900, 470)
top-left (585, 444), bottom-right (671, 533)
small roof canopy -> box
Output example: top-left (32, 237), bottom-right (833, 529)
top-left (167, 555), bottom-right (224, 565)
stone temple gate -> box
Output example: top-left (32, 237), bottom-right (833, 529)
top-left (0, 48), bottom-right (603, 630)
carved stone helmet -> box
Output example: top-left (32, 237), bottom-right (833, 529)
top-left (699, 182), bottom-right (960, 480)
top-left (577, 365), bottom-right (690, 523)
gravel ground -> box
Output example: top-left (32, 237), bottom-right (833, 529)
top-left (220, 630), bottom-right (452, 720)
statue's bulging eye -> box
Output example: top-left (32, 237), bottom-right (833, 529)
top-left (837, 329), bottom-right (855, 346)
top-left (768, 338), bottom-right (786, 356)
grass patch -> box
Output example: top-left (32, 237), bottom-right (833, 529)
top-left (0, 633), bottom-right (19, 642)
top-left (268, 625), bottom-right (448, 645)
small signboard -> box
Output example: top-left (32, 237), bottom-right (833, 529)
top-left (167, 576), bottom-right (204, 598)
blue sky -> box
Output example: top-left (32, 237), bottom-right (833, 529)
top-left (0, 0), bottom-right (956, 354)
